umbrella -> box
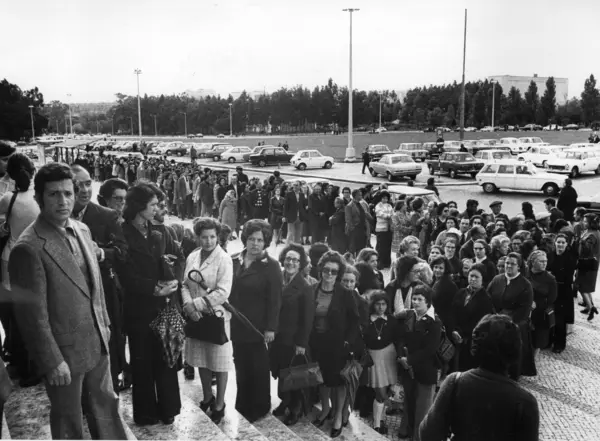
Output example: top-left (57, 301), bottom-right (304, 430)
top-left (340, 358), bottom-right (363, 406)
top-left (149, 298), bottom-right (186, 368)
top-left (188, 269), bottom-right (264, 341)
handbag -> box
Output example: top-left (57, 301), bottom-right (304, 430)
top-left (545, 308), bottom-right (556, 328)
top-left (436, 329), bottom-right (456, 367)
top-left (577, 257), bottom-right (599, 272)
top-left (279, 354), bottom-right (323, 392)
top-left (184, 297), bottom-right (229, 345)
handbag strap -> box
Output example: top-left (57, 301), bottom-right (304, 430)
top-left (201, 297), bottom-right (217, 316)
top-left (288, 353), bottom-right (310, 368)
top-left (5, 191), bottom-right (18, 228)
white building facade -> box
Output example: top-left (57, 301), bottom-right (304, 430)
top-left (488, 74), bottom-right (569, 105)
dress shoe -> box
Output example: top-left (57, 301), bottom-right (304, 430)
top-left (199, 396), bottom-right (215, 413)
top-left (312, 409), bottom-right (331, 427)
top-left (330, 427), bottom-right (343, 438)
top-left (272, 403), bottom-right (287, 417)
top-left (210, 404), bottom-right (226, 424)
top-left (580, 308), bottom-right (590, 314)
top-left (284, 413), bottom-right (300, 426)
top-left (375, 422), bottom-right (388, 435)
top-left (588, 306), bottom-right (598, 321)
top-left (552, 347), bottom-right (565, 354)
top-left (162, 416), bottom-right (175, 425)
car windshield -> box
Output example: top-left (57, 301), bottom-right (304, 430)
top-left (391, 156), bottom-right (411, 164)
top-left (566, 152), bottom-right (584, 160)
top-left (455, 154), bottom-right (474, 161)
top-left (493, 152), bottom-right (511, 159)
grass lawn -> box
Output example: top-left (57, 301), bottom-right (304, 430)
top-left (120, 130), bottom-right (594, 160)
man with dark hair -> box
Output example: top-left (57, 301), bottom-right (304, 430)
top-left (71, 165), bottom-right (127, 394)
top-left (544, 198), bottom-right (564, 226)
top-left (459, 225), bottom-right (486, 260)
top-left (235, 166), bottom-right (249, 184)
top-left (345, 188), bottom-right (373, 253)
top-left (9, 163), bottom-right (129, 439)
top-left (361, 149), bottom-right (371, 174)
top-left (283, 180), bottom-right (307, 243)
top-left (461, 199), bottom-right (479, 220)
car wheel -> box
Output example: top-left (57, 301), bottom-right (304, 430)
top-left (212, 156), bottom-right (219, 161)
top-left (370, 168), bottom-right (377, 177)
top-left (449, 169), bottom-right (457, 179)
top-left (569, 167), bottom-right (579, 179)
top-left (166, 150), bottom-right (171, 156)
top-left (324, 161), bottom-right (332, 169)
top-left (259, 160), bottom-right (266, 167)
top-left (596, 165), bottom-right (600, 175)
top-left (428, 165), bottom-right (434, 175)
top-left (386, 172), bottom-right (394, 182)
top-left (200, 153), bottom-right (205, 158)
top-left (408, 175), bottom-right (417, 180)
top-left (298, 163), bottom-right (307, 171)
top-left (483, 183), bottom-right (497, 193)
top-left (228, 157), bottom-right (235, 163)
top-left (543, 184), bottom-right (559, 196)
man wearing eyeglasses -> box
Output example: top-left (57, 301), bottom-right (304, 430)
top-left (71, 165), bottom-right (128, 394)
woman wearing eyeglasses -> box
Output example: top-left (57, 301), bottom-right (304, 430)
top-left (269, 244), bottom-right (315, 426)
top-left (487, 252), bottom-right (536, 379)
top-left (309, 251), bottom-right (360, 438)
top-left (181, 217), bottom-right (233, 424)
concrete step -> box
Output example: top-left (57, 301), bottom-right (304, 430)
top-left (312, 403), bottom-right (390, 441)
top-left (178, 372), bottom-right (270, 441)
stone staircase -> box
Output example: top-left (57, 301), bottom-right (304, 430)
top-left (2, 371), bottom-right (389, 441)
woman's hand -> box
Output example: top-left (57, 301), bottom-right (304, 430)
top-left (154, 280), bottom-right (178, 297)
top-left (264, 331), bottom-right (275, 344)
top-left (183, 302), bottom-right (196, 318)
top-left (532, 301), bottom-right (537, 309)
top-left (452, 331), bottom-right (463, 344)
top-left (295, 346), bottom-right (306, 356)
top-left (398, 356), bottom-right (410, 370)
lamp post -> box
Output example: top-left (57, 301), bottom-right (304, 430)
top-left (134, 69), bottom-right (143, 140)
top-left (28, 105), bottom-right (35, 141)
top-left (181, 112), bottom-right (187, 137)
top-left (111, 116), bottom-right (114, 136)
top-left (459, 9), bottom-right (467, 141)
top-left (67, 93), bottom-right (73, 135)
top-left (129, 117), bottom-right (133, 135)
top-left (152, 114), bottom-right (158, 136)
top-left (379, 90), bottom-right (383, 129)
top-left (490, 79), bottom-right (496, 131)
top-left (229, 103), bottom-right (233, 137)
top-left (343, 8), bottom-right (359, 161)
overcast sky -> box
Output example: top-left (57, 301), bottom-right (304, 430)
top-left (4, 0), bottom-right (598, 103)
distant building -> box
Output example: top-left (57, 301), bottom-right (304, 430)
top-left (488, 74), bottom-right (569, 105)
top-left (184, 89), bottom-right (218, 99)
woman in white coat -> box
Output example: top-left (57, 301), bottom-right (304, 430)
top-left (182, 217), bottom-right (234, 424)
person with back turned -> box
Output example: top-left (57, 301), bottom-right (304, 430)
top-left (8, 163), bottom-right (130, 439)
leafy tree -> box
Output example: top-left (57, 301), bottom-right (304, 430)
top-left (471, 88), bottom-right (487, 127)
top-left (580, 74), bottom-right (600, 124)
top-left (444, 104), bottom-right (456, 127)
top-left (0, 78), bottom-right (47, 140)
top-left (539, 77), bottom-right (557, 125)
top-left (524, 81), bottom-right (539, 124)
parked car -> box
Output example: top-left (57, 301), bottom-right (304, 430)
top-left (364, 144), bottom-right (392, 162)
top-left (387, 185), bottom-right (441, 204)
top-left (249, 146), bottom-right (295, 167)
top-left (568, 142), bottom-right (596, 149)
top-left (290, 150), bottom-right (334, 170)
top-left (521, 124), bottom-right (542, 131)
top-left (473, 149), bottom-right (513, 164)
top-left (205, 144), bottom-right (234, 161)
top-left (476, 160), bottom-right (563, 196)
top-left (160, 141), bottom-right (186, 156)
top-left (197, 142), bottom-right (230, 158)
top-left (518, 137), bottom-right (544, 150)
top-left (576, 192), bottom-right (600, 215)
top-left (422, 142), bottom-right (444, 158)
top-left (242, 145), bottom-right (267, 162)
top-left (517, 145), bottom-right (569, 168)
top-left (546, 148), bottom-right (600, 178)
top-left (369, 153), bottom-right (422, 181)
top-left (543, 124), bottom-right (563, 131)
top-left (396, 143), bottom-right (429, 162)
top-left (499, 137), bottom-right (526, 154)
top-left (426, 152), bottom-right (484, 178)
top-left (443, 140), bottom-right (463, 153)
top-left (464, 127), bottom-right (478, 132)
top-left (375, 127), bottom-right (387, 133)
top-left (220, 146), bottom-right (253, 163)
top-left (217, 133), bottom-right (226, 138)
top-left (479, 126), bottom-right (496, 132)
top-left (188, 133), bottom-right (204, 138)
top-left (564, 124), bottom-right (580, 130)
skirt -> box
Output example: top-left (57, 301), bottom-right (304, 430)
top-left (576, 269), bottom-right (598, 293)
top-left (309, 332), bottom-right (347, 387)
top-left (184, 318), bottom-right (234, 372)
top-left (368, 344), bottom-right (398, 388)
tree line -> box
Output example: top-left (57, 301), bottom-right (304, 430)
top-left (2, 75), bottom-right (600, 141)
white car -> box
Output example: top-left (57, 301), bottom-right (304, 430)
top-left (443, 141), bottom-right (462, 152)
top-left (291, 150), bottom-right (334, 170)
top-left (517, 145), bottom-right (569, 168)
top-left (543, 124), bottom-right (562, 131)
top-left (568, 142), bottom-right (596, 149)
top-left (154, 141), bottom-right (184, 155)
top-left (375, 127), bottom-right (387, 133)
top-left (499, 137), bottom-right (527, 154)
top-left (217, 133), bottom-right (225, 138)
top-left (479, 126), bottom-right (496, 132)
top-left (518, 137), bottom-right (544, 149)
top-left (476, 160), bottom-right (563, 196)
top-left (464, 127), bottom-right (478, 132)
top-left (220, 146), bottom-right (252, 163)
top-left (546, 148), bottom-right (600, 178)
top-left (473, 149), bottom-right (513, 164)
top-left (369, 153), bottom-right (422, 181)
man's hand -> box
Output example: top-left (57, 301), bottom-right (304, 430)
top-left (47, 361), bottom-right (71, 387)
top-left (452, 331), bottom-right (463, 344)
top-left (264, 331), bottom-right (275, 344)
top-left (295, 346), bottom-right (306, 356)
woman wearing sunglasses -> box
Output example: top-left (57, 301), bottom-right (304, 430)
top-left (309, 250), bottom-right (360, 438)
top-left (181, 217), bottom-right (233, 424)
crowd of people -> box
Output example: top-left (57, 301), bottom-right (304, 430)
top-left (0, 139), bottom-right (597, 440)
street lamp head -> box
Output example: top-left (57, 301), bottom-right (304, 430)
top-left (28, 105), bottom-right (34, 109)
top-left (134, 69), bottom-right (142, 74)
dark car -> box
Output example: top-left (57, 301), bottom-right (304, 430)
top-left (577, 193), bottom-right (600, 215)
top-left (204, 144), bottom-right (233, 161)
top-left (364, 144), bottom-right (392, 162)
top-left (249, 146), bottom-right (295, 167)
top-left (426, 152), bottom-right (485, 179)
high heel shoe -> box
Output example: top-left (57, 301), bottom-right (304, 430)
top-left (580, 308), bottom-right (590, 314)
top-left (330, 426), bottom-right (343, 438)
top-left (210, 404), bottom-right (226, 424)
top-left (312, 409), bottom-right (331, 427)
top-left (199, 396), bottom-right (215, 413)
top-left (284, 412), bottom-right (301, 426)
top-left (588, 306), bottom-right (598, 321)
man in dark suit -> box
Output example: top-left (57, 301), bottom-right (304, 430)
top-left (9, 163), bottom-right (129, 439)
top-left (235, 166), bottom-right (249, 184)
top-left (459, 225), bottom-right (486, 260)
top-left (283, 180), bottom-right (307, 244)
top-left (345, 188), bottom-right (373, 253)
top-left (72, 165), bottom-right (127, 394)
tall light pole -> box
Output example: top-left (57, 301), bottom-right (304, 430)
top-left (152, 114), bottom-right (158, 136)
top-left (459, 9), bottom-right (467, 141)
top-left (134, 69), bottom-right (143, 140)
top-left (229, 103), bottom-right (233, 137)
top-left (379, 90), bottom-right (383, 129)
top-left (67, 93), bottom-right (73, 135)
top-left (28, 105), bottom-right (35, 141)
top-left (129, 116), bottom-right (133, 135)
top-left (110, 116), bottom-right (114, 136)
top-left (490, 79), bottom-right (496, 131)
top-left (181, 112), bottom-right (187, 137)
top-left (343, 8), bottom-right (359, 161)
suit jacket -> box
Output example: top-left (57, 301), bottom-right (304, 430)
top-left (283, 191), bottom-right (307, 223)
top-left (275, 272), bottom-right (315, 348)
top-left (9, 216), bottom-right (111, 376)
top-left (487, 274), bottom-right (533, 325)
top-left (344, 199), bottom-right (373, 236)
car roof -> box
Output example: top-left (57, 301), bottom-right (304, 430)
top-left (296, 149), bottom-right (320, 153)
top-left (478, 149), bottom-right (511, 154)
top-left (387, 153), bottom-right (411, 157)
top-left (386, 185), bottom-right (436, 196)
top-left (487, 159), bottom-right (532, 165)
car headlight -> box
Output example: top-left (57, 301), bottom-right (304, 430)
top-left (564, 164), bottom-right (570, 170)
